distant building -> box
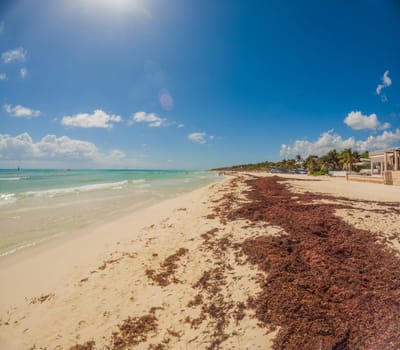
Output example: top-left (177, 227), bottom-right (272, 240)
top-left (369, 148), bottom-right (400, 185)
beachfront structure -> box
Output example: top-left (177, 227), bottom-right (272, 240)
top-left (369, 148), bottom-right (400, 185)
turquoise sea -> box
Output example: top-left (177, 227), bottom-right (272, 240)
top-left (0, 169), bottom-right (219, 257)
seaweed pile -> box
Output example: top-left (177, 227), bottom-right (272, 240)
top-left (68, 341), bottom-right (95, 350)
top-left (110, 309), bottom-right (159, 349)
top-left (230, 176), bottom-right (400, 349)
top-left (186, 227), bottom-right (235, 349)
top-left (146, 248), bottom-right (189, 286)
top-left (68, 308), bottom-right (160, 350)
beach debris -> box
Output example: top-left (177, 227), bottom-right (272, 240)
top-left (204, 213), bottom-right (217, 220)
top-left (30, 293), bottom-right (55, 304)
top-left (145, 247), bottom-right (189, 286)
top-left (149, 344), bottom-right (167, 350)
top-left (109, 310), bottom-right (158, 349)
top-left (233, 302), bottom-right (246, 324)
top-left (68, 340), bottom-right (95, 350)
top-left (98, 257), bottom-right (122, 271)
top-left (189, 223), bottom-right (242, 349)
top-left (190, 269), bottom-right (234, 349)
top-left (167, 327), bottom-right (183, 338)
top-left (200, 228), bottom-right (219, 242)
top-left (187, 294), bottom-right (203, 307)
top-left (66, 308), bottom-right (163, 350)
top-left (222, 175), bottom-right (400, 349)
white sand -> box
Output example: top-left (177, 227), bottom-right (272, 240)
top-left (280, 173), bottom-right (400, 202)
top-left (0, 173), bottom-right (398, 349)
top-left (0, 177), bottom-right (276, 349)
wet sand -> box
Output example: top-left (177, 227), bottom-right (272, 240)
top-left (1, 174), bottom-right (399, 349)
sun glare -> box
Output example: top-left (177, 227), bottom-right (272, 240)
top-left (71, 0), bottom-right (150, 17)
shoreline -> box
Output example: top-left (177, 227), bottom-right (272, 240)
top-left (0, 196), bottom-right (156, 265)
top-left (0, 178), bottom-right (224, 306)
top-left (0, 173), bottom-right (222, 261)
top-left (1, 173), bottom-right (399, 349)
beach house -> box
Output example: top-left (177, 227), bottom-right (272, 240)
top-left (369, 148), bottom-right (400, 185)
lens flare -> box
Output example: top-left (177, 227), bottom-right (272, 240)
top-left (159, 89), bottom-right (174, 111)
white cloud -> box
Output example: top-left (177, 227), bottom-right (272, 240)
top-left (0, 133), bottom-right (97, 160)
top-left (0, 132), bottom-right (126, 167)
top-left (188, 132), bottom-right (207, 144)
top-left (376, 70), bottom-right (392, 101)
top-left (106, 149), bottom-right (125, 161)
top-left (128, 111), bottom-right (166, 127)
top-left (344, 111), bottom-right (390, 130)
top-left (128, 111), bottom-right (183, 128)
top-left (4, 104), bottom-right (41, 118)
top-left (280, 129), bottom-right (400, 158)
top-left (2, 47), bottom-right (27, 63)
top-left (20, 67), bottom-right (28, 78)
top-left (0, 73), bottom-right (7, 80)
top-left (356, 129), bottom-right (400, 151)
top-left (61, 109), bottom-right (122, 129)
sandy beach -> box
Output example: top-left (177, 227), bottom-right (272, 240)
top-left (1, 173), bottom-right (400, 349)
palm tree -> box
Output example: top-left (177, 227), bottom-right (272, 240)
top-left (285, 159), bottom-right (296, 170)
top-left (326, 149), bottom-right (340, 170)
top-left (339, 148), bottom-right (359, 174)
top-left (318, 154), bottom-right (330, 171)
top-left (304, 155), bottom-right (319, 174)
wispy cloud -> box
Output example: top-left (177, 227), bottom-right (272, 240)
top-left (344, 111), bottom-right (390, 131)
top-left (61, 109), bottom-right (122, 129)
top-left (1, 47), bottom-right (27, 63)
top-left (376, 70), bottom-right (392, 102)
top-left (128, 111), bottom-right (166, 127)
top-left (20, 67), bottom-right (28, 78)
top-left (0, 73), bottom-right (7, 80)
top-left (4, 104), bottom-right (41, 118)
top-left (188, 132), bottom-right (207, 144)
top-left (280, 129), bottom-right (400, 158)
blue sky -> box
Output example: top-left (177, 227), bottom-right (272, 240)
top-left (1, 0), bottom-right (400, 169)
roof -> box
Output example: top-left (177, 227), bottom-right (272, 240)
top-left (369, 148), bottom-right (400, 157)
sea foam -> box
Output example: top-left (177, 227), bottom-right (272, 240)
top-left (23, 180), bottom-right (129, 198)
top-left (0, 193), bottom-right (17, 206)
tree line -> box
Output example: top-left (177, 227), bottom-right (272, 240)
top-left (213, 148), bottom-right (369, 175)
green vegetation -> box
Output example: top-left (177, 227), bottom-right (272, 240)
top-left (213, 149), bottom-right (369, 175)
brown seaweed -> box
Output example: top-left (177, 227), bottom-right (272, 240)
top-left (228, 176), bottom-right (400, 349)
top-left (145, 248), bottom-right (189, 286)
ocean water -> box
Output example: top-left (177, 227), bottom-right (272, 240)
top-left (0, 169), bottom-right (219, 257)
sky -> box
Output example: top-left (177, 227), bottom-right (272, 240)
top-left (1, 0), bottom-right (400, 169)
